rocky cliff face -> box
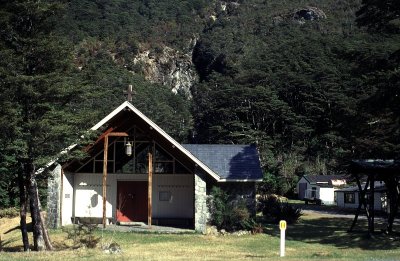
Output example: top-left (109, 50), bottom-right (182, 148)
top-left (133, 45), bottom-right (198, 98)
top-left (127, 1), bottom-right (244, 98)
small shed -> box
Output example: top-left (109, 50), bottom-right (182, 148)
top-left (297, 175), bottom-right (347, 205)
top-left (335, 182), bottom-right (387, 211)
top-left (348, 159), bottom-right (400, 235)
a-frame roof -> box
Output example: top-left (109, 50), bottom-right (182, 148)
top-left (89, 101), bottom-right (262, 182)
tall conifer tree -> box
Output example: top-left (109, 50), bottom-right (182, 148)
top-left (0, 0), bottom-right (90, 251)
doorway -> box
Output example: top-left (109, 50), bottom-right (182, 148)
top-left (116, 181), bottom-right (148, 222)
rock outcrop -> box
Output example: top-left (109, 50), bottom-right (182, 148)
top-left (133, 45), bottom-right (197, 98)
top-left (273, 6), bottom-right (327, 25)
top-left (293, 7), bottom-right (327, 23)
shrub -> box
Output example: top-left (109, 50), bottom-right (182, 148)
top-left (226, 201), bottom-right (250, 231)
top-left (260, 194), bottom-right (302, 224)
top-left (208, 186), bottom-right (229, 229)
top-left (0, 207), bottom-right (19, 218)
top-left (270, 202), bottom-right (303, 224)
top-left (63, 223), bottom-right (100, 249)
top-left (241, 218), bottom-right (265, 234)
top-left (208, 186), bottom-right (251, 231)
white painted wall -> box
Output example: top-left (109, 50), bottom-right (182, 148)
top-left (64, 173), bottom-right (194, 223)
top-left (74, 174), bottom-right (113, 218)
top-left (61, 173), bottom-right (74, 226)
top-left (318, 187), bottom-right (335, 205)
top-left (336, 191), bottom-right (358, 209)
top-left (153, 174), bottom-right (193, 218)
top-left (336, 191), bottom-right (385, 210)
top-left (297, 177), bottom-right (336, 205)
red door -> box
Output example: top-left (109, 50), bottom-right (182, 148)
top-left (117, 181), bottom-right (148, 222)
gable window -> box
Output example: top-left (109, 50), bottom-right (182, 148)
top-left (344, 192), bottom-right (355, 204)
top-left (74, 126), bottom-right (192, 175)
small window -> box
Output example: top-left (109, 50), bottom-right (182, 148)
top-left (311, 187), bottom-right (317, 198)
top-left (159, 191), bottom-right (172, 202)
top-left (344, 192), bottom-right (355, 204)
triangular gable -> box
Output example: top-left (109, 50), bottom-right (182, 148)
top-left (90, 101), bottom-right (221, 181)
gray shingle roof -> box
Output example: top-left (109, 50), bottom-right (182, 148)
top-left (335, 184), bottom-right (386, 193)
top-left (182, 144), bottom-right (263, 181)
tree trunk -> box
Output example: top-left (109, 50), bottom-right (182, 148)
top-left (27, 161), bottom-right (46, 251)
top-left (18, 167), bottom-right (29, 251)
top-left (38, 196), bottom-right (53, 250)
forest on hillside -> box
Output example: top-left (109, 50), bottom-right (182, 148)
top-left (0, 0), bottom-right (399, 209)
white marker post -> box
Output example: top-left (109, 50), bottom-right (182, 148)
top-left (279, 220), bottom-right (286, 257)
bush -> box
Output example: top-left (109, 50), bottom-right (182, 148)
top-left (63, 223), bottom-right (100, 249)
top-left (241, 218), bottom-right (265, 234)
top-left (226, 201), bottom-right (250, 231)
top-left (208, 186), bottom-right (228, 229)
top-left (208, 186), bottom-right (251, 231)
top-left (270, 202), bottom-right (303, 224)
top-left (0, 207), bottom-right (19, 218)
top-left (259, 194), bottom-right (302, 224)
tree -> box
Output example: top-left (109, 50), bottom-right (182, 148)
top-left (354, 0), bottom-right (400, 158)
top-left (356, 0), bottom-right (400, 32)
top-left (0, 0), bottom-right (91, 251)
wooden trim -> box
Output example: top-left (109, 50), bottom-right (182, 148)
top-left (107, 132), bottom-right (129, 137)
top-left (102, 135), bottom-right (109, 228)
top-left (148, 152), bottom-right (153, 228)
top-left (94, 127), bottom-right (114, 147)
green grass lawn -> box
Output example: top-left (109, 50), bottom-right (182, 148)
top-left (1, 211), bottom-right (399, 260)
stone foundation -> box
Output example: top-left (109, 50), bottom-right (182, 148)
top-left (46, 164), bottom-right (62, 228)
top-left (194, 170), bottom-right (208, 233)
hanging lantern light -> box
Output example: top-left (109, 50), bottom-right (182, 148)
top-left (125, 141), bottom-right (132, 156)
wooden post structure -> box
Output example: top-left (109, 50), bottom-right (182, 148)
top-left (102, 135), bottom-right (109, 228)
top-left (386, 178), bottom-right (400, 233)
top-left (349, 175), bottom-right (370, 232)
top-left (148, 152), bottom-right (153, 228)
top-left (101, 132), bottom-right (129, 228)
top-left (369, 174), bottom-right (375, 235)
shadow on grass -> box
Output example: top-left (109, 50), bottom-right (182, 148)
top-left (1, 221), bottom-right (33, 252)
top-left (265, 216), bottom-right (400, 250)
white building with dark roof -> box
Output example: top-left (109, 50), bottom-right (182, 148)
top-left (46, 102), bottom-right (263, 233)
top-left (297, 175), bottom-right (347, 205)
top-left (335, 182), bottom-right (387, 211)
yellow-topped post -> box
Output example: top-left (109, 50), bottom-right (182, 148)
top-left (279, 220), bottom-right (286, 257)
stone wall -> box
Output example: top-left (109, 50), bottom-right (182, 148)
top-left (194, 170), bottom-right (208, 233)
top-left (46, 164), bottom-right (62, 228)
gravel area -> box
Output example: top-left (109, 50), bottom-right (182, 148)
top-left (103, 223), bottom-right (196, 234)
top-left (293, 203), bottom-right (400, 224)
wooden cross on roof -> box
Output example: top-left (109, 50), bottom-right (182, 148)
top-left (124, 84), bottom-right (135, 102)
